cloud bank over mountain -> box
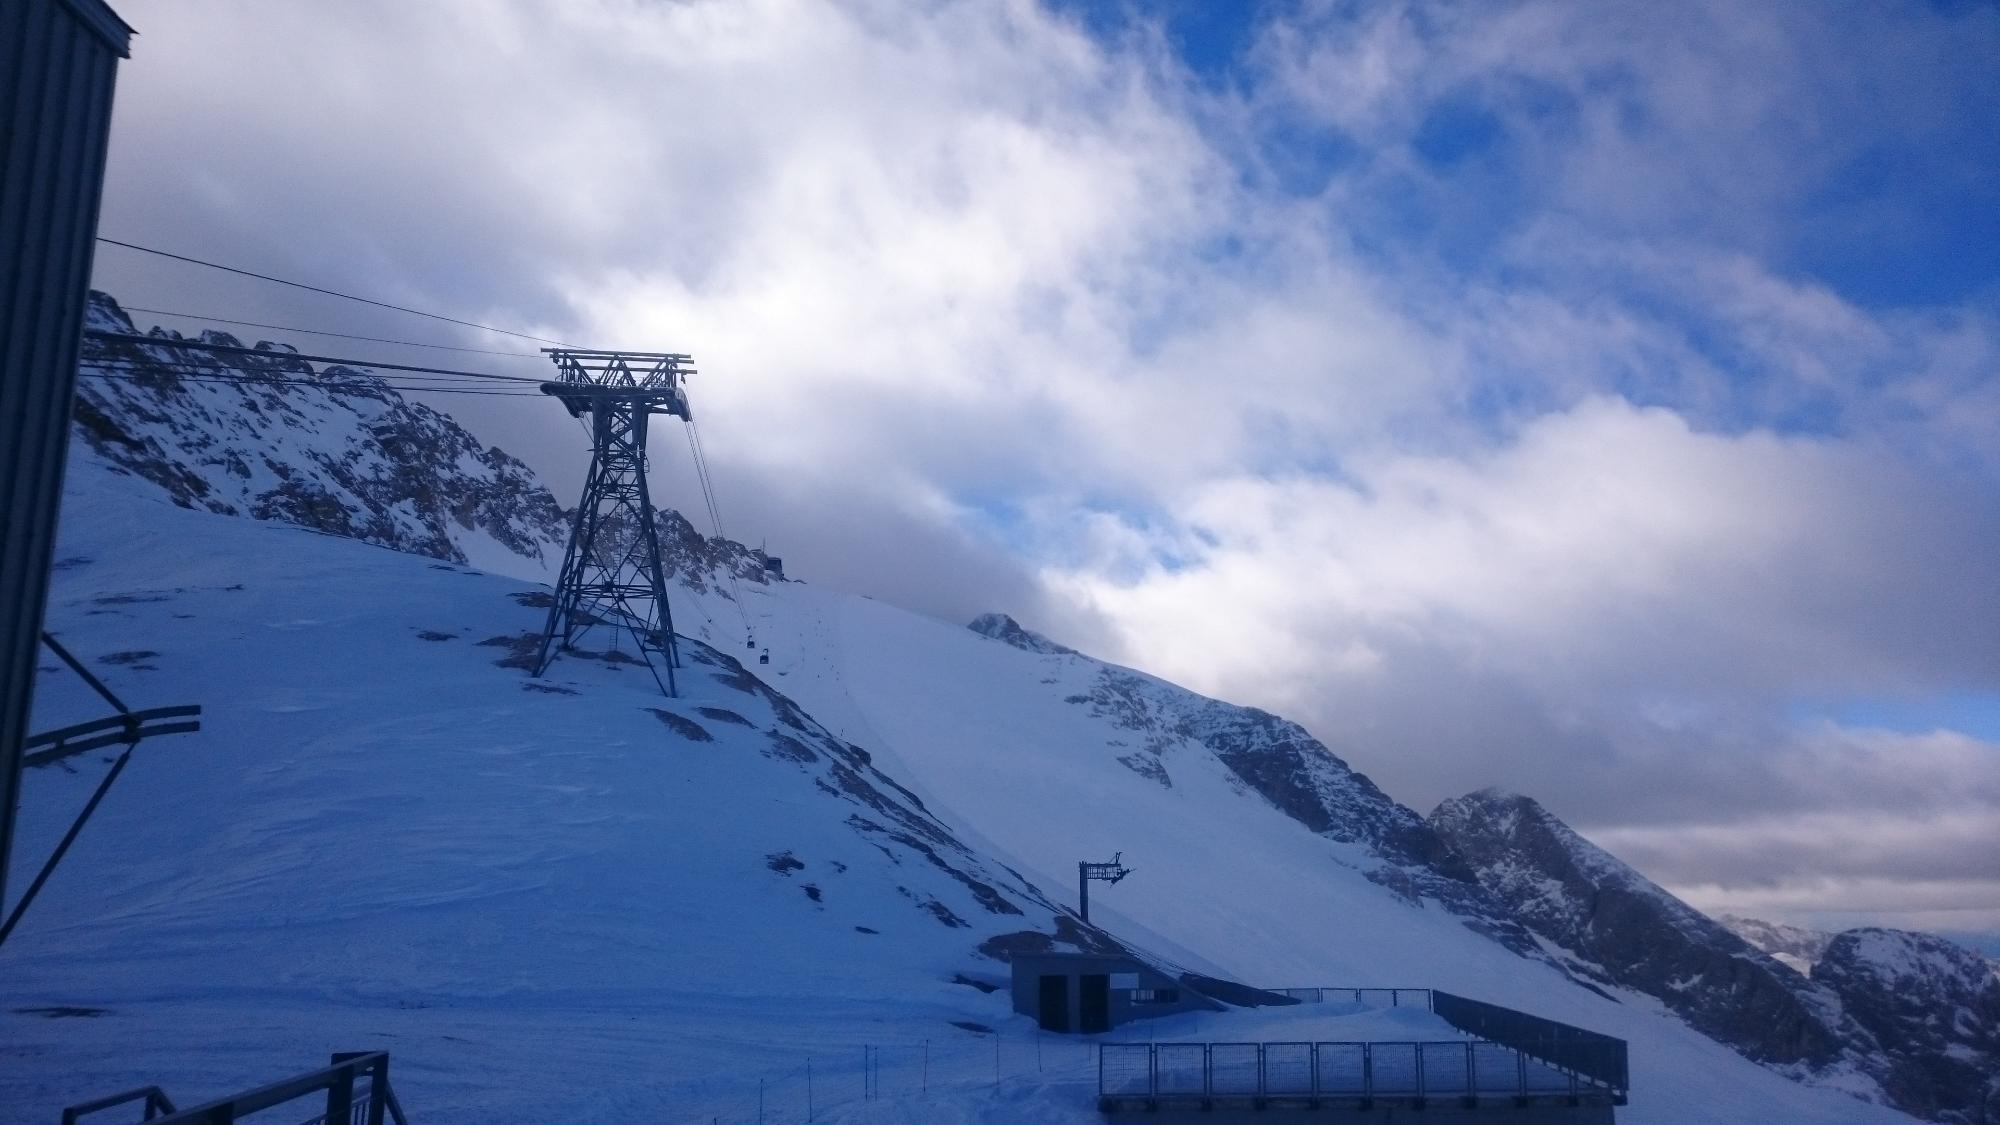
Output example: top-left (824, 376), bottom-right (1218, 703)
top-left (91, 0), bottom-right (2000, 931)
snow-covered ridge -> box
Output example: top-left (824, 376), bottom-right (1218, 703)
top-left (1429, 788), bottom-right (2000, 1123)
top-left (966, 618), bottom-right (1547, 960)
top-left (72, 291), bottom-right (778, 592)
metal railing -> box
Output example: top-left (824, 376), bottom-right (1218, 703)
top-left (1269, 987), bottom-right (1433, 1009)
top-left (63, 1053), bottom-right (409, 1125)
top-left (1433, 990), bottom-right (1628, 1096)
top-left (1099, 1039), bottom-right (1623, 1107)
top-left (60, 1086), bottom-right (176, 1123)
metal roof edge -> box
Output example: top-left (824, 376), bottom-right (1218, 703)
top-left (57, 0), bottom-right (134, 57)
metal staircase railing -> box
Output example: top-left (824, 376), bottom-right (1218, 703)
top-left (61, 1052), bottom-right (408, 1125)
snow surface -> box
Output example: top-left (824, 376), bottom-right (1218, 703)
top-left (2, 457), bottom-right (1916, 1123)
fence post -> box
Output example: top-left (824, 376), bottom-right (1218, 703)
top-left (1464, 1041), bottom-right (1476, 1106)
top-left (1362, 1042), bottom-right (1373, 1107)
top-left (323, 1062), bottom-right (354, 1125)
top-left (366, 1055), bottom-right (388, 1125)
top-left (1415, 1041), bottom-right (1426, 1106)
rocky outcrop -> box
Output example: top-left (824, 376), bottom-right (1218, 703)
top-left (968, 612), bottom-right (1075, 655)
top-left (969, 616), bottom-right (1549, 961)
top-left (75, 292), bottom-right (570, 569)
top-left (73, 291), bottom-right (778, 592)
top-left (1814, 929), bottom-right (2000, 1125)
top-left (1428, 789), bottom-right (1868, 1072)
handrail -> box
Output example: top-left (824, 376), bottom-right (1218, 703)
top-left (1098, 1038), bottom-right (1626, 1106)
top-left (1268, 987), bottom-right (1433, 1008)
top-left (135, 1052), bottom-right (401, 1125)
top-left (60, 1085), bottom-right (176, 1123)
top-left (1432, 990), bottom-right (1628, 1095)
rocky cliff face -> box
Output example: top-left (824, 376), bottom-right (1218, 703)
top-left (1813, 929), bottom-right (2000, 1125)
top-left (968, 614), bottom-right (1550, 962)
top-left (1423, 787), bottom-right (2000, 1121)
top-left (1427, 789), bottom-right (1870, 1075)
top-left (72, 291), bottom-right (775, 593)
top-left (75, 292), bottom-right (570, 572)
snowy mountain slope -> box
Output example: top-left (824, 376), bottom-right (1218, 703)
top-left (963, 615), bottom-right (1545, 957)
top-left (1812, 930), bottom-right (2000, 1124)
top-left (1722, 914), bottom-right (1836, 974)
top-left (5, 462), bottom-right (1125, 1123)
top-left (732, 601), bottom-right (1915, 1123)
top-left (14, 308), bottom-right (1924, 1124)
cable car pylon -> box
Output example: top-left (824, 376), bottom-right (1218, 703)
top-left (531, 349), bottom-right (695, 696)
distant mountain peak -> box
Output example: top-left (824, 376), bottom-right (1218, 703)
top-left (966, 612), bottom-right (1075, 656)
top-left (1719, 914), bottom-right (1835, 975)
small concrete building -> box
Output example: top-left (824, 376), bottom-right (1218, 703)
top-left (1012, 952), bottom-right (1221, 1033)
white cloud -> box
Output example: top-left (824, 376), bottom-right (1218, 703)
top-left (94, 0), bottom-right (2000, 930)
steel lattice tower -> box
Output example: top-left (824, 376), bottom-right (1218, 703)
top-left (533, 350), bottom-right (695, 695)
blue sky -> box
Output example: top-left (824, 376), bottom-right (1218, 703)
top-left (94, 0), bottom-right (2000, 931)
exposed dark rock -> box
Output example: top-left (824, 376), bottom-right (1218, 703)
top-left (967, 613), bottom-right (1076, 655)
top-left (1430, 788), bottom-right (1903, 1113)
top-left (1053, 659), bottom-right (1544, 960)
top-left (476, 632), bottom-right (541, 671)
top-left (647, 708), bottom-right (714, 743)
top-left (1116, 753), bottom-right (1171, 788)
top-left (1813, 929), bottom-right (2000, 1125)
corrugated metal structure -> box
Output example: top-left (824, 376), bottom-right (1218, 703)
top-left (0, 0), bottom-right (132, 912)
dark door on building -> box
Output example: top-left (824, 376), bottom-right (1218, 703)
top-left (1037, 974), bottom-right (1070, 1032)
top-left (1079, 973), bottom-right (1111, 1033)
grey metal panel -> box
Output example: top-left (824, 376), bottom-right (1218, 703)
top-left (0, 0), bottom-right (129, 913)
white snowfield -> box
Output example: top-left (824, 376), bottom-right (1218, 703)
top-left (3, 458), bottom-right (1912, 1124)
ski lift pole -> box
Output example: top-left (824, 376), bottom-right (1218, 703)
top-left (1077, 852), bottom-right (1132, 924)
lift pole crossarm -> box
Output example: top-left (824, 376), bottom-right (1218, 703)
top-left (1078, 852), bottom-right (1133, 923)
top-left (538, 381), bottom-right (691, 420)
